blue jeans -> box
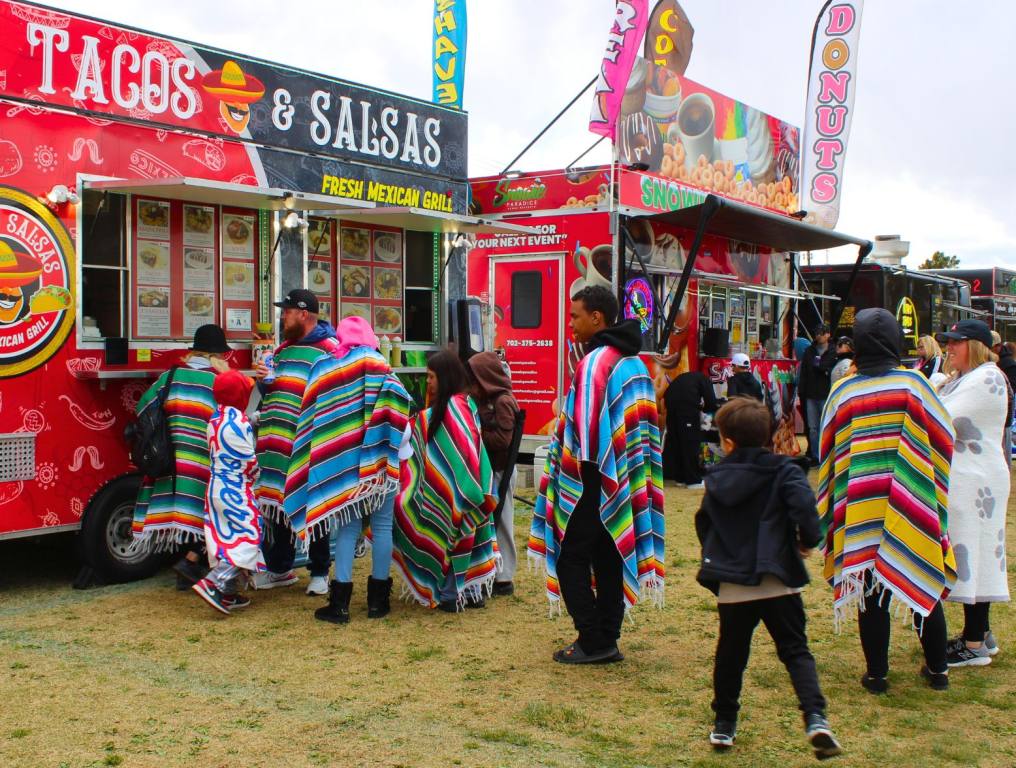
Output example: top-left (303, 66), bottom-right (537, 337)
top-left (805, 398), bottom-right (824, 462)
top-left (332, 493), bottom-right (395, 582)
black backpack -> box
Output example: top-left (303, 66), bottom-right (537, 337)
top-left (125, 367), bottom-right (178, 477)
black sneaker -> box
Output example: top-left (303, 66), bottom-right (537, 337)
top-left (172, 557), bottom-right (206, 587)
top-left (860, 674), bottom-right (888, 694)
top-left (492, 581), bottom-right (515, 597)
top-left (192, 578), bottom-right (230, 616)
top-left (221, 593), bottom-right (251, 611)
top-left (920, 665), bottom-right (949, 690)
top-left (804, 714), bottom-right (842, 760)
top-left (437, 599), bottom-right (459, 613)
top-left (552, 642), bottom-right (623, 665)
top-left (946, 642), bottom-right (992, 667)
top-left (709, 720), bottom-right (736, 749)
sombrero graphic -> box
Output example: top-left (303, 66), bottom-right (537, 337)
top-left (0, 240), bottom-right (42, 287)
top-left (202, 60), bottom-right (265, 134)
top-left (202, 60), bottom-right (265, 102)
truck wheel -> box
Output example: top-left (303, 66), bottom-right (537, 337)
top-left (79, 474), bottom-right (164, 583)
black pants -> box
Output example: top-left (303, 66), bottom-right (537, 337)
top-left (262, 516), bottom-right (330, 577)
top-left (669, 416), bottom-right (703, 484)
top-left (557, 462), bottom-right (625, 654)
top-left (962, 603), bottom-right (991, 643)
top-left (713, 594), bottom-right (826, 722)
top-left (857, 575), bottom-right (947, 676)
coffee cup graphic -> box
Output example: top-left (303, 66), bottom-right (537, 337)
top-left (570, 244), bottom-right (613, 297)
top-left (677, 92), bottom-right (715, 169)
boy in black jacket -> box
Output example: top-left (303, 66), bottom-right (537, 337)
top-left (696, 397), bottom-right (841, 760)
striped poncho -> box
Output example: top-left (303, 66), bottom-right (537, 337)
top-left (284, 347), bottom-right (411, 542)
top-left (818, 369), bottom-right (957, 621)
top-left (528, 345), bottom-right (666, 613)
top-left (255, 336), bottom-right (340, 521)
top-left (393, 394), bottom-right (499, 608)
top-left (132, 364), bottom-right (217, 550)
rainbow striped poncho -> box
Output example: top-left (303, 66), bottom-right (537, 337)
top-left (284, 347), bottom-right (410, 543)
top-left (528, 346), bottom-right (666, 613)
top-left (393, 394), bottom-right (499, 608)
top-left (818, 369), bottom-right (957, 621)
top-left (255, 337), bottom-right (340, 521)
top-left (132, 365), bottom-right (217, 550)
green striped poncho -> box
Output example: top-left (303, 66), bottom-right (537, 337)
top-left (255, 337), bottom-right (340, 521)
top-left (131, 364), bottom-right (217, 550)
top-left (393, 394), bottom-right (499, 608)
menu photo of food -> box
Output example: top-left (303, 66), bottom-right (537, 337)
top-left (183, 247), bottom-right (215, 291)
top-left (137, 200), bottom-right (170, 239)
top-left (319, 301), bottom-right (332, 323)
top-left (222, 261), bottom-right (255, 301)
top-left (341, 264), bottom-right (370, 299)
top-left (136, 240), bottom-right (170, 285)
top-left (340, 226), bottom-right (370, 261)
top-left (183, 205), bottom-right (215, 247)
top-left (372, 231), bottom-right (402, 264)
top-left (183, 291), bottom-right (215, 335)
top-left (340, 302), bottom-right (371, 322)
top-left (308, 219), bottom-right (332, 254)
top-left (309, 261), bottom-right (332, 295)
top-left (373, 267), bottom-right (402, 300)
top-left (222, 213), bottom-right (255, 259)
top-left (373, 305), bottom-right (403, 335)
top-left (137, 288), bottom-right (170, 336)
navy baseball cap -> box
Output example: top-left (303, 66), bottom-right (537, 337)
top-left (936, 319), bottom-right (993, 347)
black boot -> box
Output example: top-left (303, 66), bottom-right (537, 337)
top-left (367, 576), bottom-right (393, 619)
top-left (314, 581), bottom-right (352, 624)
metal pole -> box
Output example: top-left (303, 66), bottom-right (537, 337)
top-left (566, 136), bottom-right (607, 171)
top-left (498, 77), bottom-right (597, 177)
top-left (829, 241), bottom-right (874, 331)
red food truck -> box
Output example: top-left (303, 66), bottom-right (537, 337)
top-left (467, 71), bottom-right (870, 455)
top-left (0, 1), bottom-right (530, 581)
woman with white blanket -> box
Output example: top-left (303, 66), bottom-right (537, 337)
top-left (935, 320), bottom-right (1011, 667)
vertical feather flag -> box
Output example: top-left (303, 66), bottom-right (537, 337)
top-left (433, 0), bottom-right (467, 109)
top-left (589, 0), bottom-right (650, 139)
top-left (801, 1), bottom-right (864, 228)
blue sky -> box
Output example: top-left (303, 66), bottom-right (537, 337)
top-left (40, 0), bottom-right (1016, 269)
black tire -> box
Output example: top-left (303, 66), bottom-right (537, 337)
top-left (79, 473), bottom-right (165, 583)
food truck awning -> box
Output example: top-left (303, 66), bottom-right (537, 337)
top-left (85, 177), bottom-right (372, 213)
top-left (313, 206), bottom-right (541, 235)
top-left (622, 197), bottom-right (870, 252)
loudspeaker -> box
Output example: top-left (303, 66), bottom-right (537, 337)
top-left (701, 327), bottom-right (729, 357)
top-left (450, 298), bottom-right (484, 360)
top-left (104, 336), bottom-right (128, 365)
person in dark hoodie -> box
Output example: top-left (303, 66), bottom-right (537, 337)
top-left (800, 323), bottom-right (837, 466)
top-left (696, 397), bottom-right (841, 759)
top-left (467, 351), bottom-right (521, 596)
top-left (529, 285), bottom-right (665, 664)
top-left (252, 289), bottom-right (340, 595)
top-left (992, 331), bottom-right (1015, 465)
top-left (725, 353), bottom-right (764, 401)
top-left (664, 369), bottom-right (719, 489)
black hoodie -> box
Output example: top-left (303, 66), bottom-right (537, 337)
top-left (588, 319), bottom-right (644, 356)
top-left (695, 447), bottom-right (821, 594)
top-left (853, 308), bottom-right (901, 377)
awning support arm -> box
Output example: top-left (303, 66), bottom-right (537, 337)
top-left (656, 194), bottom-right (721, 353)
top-left (498, 76), bottom-right (597, 176)
top-left (792, 258), bottom-right (824, 334)
top-left (829, 241), bottom-right (874, 330)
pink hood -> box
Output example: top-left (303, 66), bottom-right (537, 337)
top-left (334, 316), bottom-right (380, 359)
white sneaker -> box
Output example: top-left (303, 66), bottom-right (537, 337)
top-left (306, 575), bottom-right (329, 596)
top-left (686, 482), bottom-right (705, 490)
top-left (252, 570), bottom-right (299, 590)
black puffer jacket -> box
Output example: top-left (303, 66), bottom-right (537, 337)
top-left (695, 447), bottom-right (821, 594)
top-left (726, 371), bottom-right (763, 401)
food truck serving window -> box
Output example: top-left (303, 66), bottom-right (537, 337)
top-left (81, 189), bottom-right (262, 344)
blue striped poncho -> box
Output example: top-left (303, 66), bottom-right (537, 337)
top-left (284, 347), bottom-right (411, 543)
top-left (528, 344), bottom-right (666, 614)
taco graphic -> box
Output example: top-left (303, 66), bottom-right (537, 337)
top-left (201, 60), bottom-right (265, 134)
top-left (0, 240), bottom-right (42, 326)
top-left (30, 285), bottom-right (72, 314)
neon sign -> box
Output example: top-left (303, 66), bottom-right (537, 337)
top-left (624, 276), bottom-right (654, 333)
